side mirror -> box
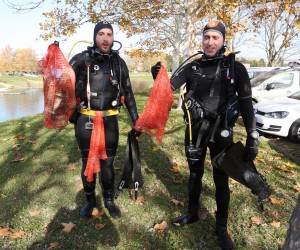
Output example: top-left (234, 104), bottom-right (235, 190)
top-left (265, 83), bottom-right (275, 90)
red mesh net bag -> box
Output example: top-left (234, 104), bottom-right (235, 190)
top-left (84, 112), bottom-right (108, 182)
top-left (134, 65), bottom-right (174, 144)
top-left (38, 42), bottom-right (76, 128)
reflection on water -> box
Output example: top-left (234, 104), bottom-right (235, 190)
top-left (0, 88), bottom-right (44, 122)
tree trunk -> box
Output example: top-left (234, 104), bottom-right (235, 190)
top-left (283, 195), bottom-right (300, 250)
top-left (177, 2), bottom-right (197, 109)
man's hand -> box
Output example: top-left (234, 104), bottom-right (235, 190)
top-left (244, 137), bottom-right (259, 162)
top-left (151, 61), bottom-right (161, 80)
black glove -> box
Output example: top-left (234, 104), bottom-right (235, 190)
top-left (151, 61), bottom-right (161, 80)
top-left (131, 128), bottom-right (142, 139)
top-left (244, 137), bottom-right (259, 162)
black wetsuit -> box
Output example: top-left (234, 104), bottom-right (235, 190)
top-left (69, 48), bottom-right (138, 212)
top-left (171, 56), bottom-right (255, 224)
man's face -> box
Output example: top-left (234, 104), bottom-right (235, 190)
top-left (95, 28), bottom-right (113, 54)
top-left (202, 31), bottom-right (224, 58)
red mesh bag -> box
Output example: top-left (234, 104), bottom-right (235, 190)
top-left (38, 42), bottom-right (76, 128)
top-left (84, 112), bottom-right (108, 182)
top-left (134, 65), bottom-right (174, 144)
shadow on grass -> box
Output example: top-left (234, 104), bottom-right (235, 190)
top-left (29, 192), bottom-right (121, 249)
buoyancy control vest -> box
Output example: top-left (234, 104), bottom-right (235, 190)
top-left (72, 47), bottom-right (125, 110)
top-left (183, 52), bottom-right (239, 129)
top-left (181, 52), bottom-right (240, 158)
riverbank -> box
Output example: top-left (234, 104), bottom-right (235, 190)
top-left (0, 75), bottom-right (43, 94)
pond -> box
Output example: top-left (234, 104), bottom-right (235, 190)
top-left (0, 88), bottom-right (44, 122)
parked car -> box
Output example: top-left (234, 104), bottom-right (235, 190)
top-left (254, 91), bottom-right (300, 143)
top-left (251, 65), bottom-right (300, 104)
top-left (247, 67), bottom-right (275, 79)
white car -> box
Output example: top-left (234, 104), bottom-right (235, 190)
top-left (251, 66), bottom-right (300, 103)
top-left (254, 91), bottom-right (300, 143)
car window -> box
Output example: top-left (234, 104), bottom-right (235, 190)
top-left (290, 91), bottom-right (300, 100)
top-left (250, 69), bottom-right (281, 87)
top-left (263, 72), bottom-right (294, 89)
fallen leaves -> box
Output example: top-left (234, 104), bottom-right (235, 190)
top-left (270, 197), bottom-right (285, 205)
top-left (229, 178), bottom-right (239, 185)
top-left (61, 222), bottom-right (76, 233)
top-left (170, 166), bottom-right (181, 174)
top-left (94, 223), bottom-right (105, 230)
top-left (153, 221), bottom-right (168, 231)
top-left (47, 242), bottom-right (60, 250)
top-left (10, 230), bottom-right (25, 239)
top-left (170, 198), bottom-right (184, 207)
top-left (135, 196), bottom-right (145, 205)
top-left (0, 227), bottom-right (25, 238)
top-left (270, 221), bottom-right (281, 228)
top-left (293, 183), bottom-right (300, 192)
top-left (152, 147), bottom-right (159, 152)
top-left (251, 216), bottom-right (262, 225)
top-left (12, 154), bottom-right (25, 162)
top-left (91, 208), bottom-right (105, 218)
top-left (67, 164), bottom-right (77, 171)
top-left (172, 175), bottom-right (184, 184)
top-left (29, 210), bottom-right (41, 216)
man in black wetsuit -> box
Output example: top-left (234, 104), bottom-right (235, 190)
top-left (69, 21), bottom-right (139, 219)
top-left (152, 20), bottom-right (259, 250)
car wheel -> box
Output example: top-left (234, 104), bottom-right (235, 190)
top-left (288, 119), bottom-right (300, 143)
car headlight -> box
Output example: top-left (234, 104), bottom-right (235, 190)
top-left (264, 111), bottom-right (289, 119)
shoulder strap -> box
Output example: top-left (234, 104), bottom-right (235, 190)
top-left (224, 51), bottom-right (240, 98)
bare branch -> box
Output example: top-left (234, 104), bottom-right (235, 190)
top-left (6, 0), bottom-right (46, 13)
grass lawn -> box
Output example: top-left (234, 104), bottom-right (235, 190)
top-left (0, 85), bottom-right (299, 249)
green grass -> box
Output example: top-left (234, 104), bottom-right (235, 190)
top-left (0, 88), bottom-right (299, 250)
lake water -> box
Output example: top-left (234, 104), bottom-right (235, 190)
top-left (0, 88), bottom-right (44, 122)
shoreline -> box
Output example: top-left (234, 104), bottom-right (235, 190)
top-left (0, 81), bottom-right (42, 94)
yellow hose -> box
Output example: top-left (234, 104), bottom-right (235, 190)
top-left (67, 40), bottom-right (92, 60)
top-left (181, 93), bottom-right (192, 142)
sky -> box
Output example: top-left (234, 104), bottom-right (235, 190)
top-left (0, 0), bottom-right (267, 61)
top-left (0, 0), bottom-right (137, 59)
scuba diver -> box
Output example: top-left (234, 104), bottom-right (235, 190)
top-left (151, 20), bottom-right (259, 250)
top-left (69, 21), bottom-right (139, 219)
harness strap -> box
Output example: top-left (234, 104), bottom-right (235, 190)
top-left (210, 115), bottom-right (221, 143)
top-left (195, 120), bottom-right (209, 149)
top-left (80, 108), bottom-right (119, 117)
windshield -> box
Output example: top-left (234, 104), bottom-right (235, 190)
top-left (250, 68), bottom-right (289, 87)
top-left (289, 91), bottom-right (300, 100)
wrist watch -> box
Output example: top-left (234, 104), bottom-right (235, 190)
top-left (249, 130), bottom-right (260, 139)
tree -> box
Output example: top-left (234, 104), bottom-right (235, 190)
top-left (0, 46), bottom-right (39, 72)
top-left (0, 45), bottom-right (14, 72)
top-left (13, 49), bottom-right (39, 72)
top-left (249, 0), bottom-right (300, 66)
top-left (125, 49), bottom-right (167, 72)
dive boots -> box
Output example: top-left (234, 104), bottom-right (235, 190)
top-left (216, 226), bottom-right (233, 250)
top-left (104, 191), bottom-right (121, 218)
top-left (172, 212), bottom-right (198, 226)
top-left (172, 202), bottom-right (199, 226)
top-left (216, 215), bottom-right (233, 250)
top-left (80, 191), bottom-right (96, 219)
